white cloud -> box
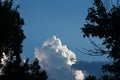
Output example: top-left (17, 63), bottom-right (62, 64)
top-left (74, 70), bottom-right (84, 80)
top-left (34, 36), bottom-right (84, 80)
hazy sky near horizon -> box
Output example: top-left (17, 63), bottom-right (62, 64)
top-left (19, 0), bottom-right (109, 61)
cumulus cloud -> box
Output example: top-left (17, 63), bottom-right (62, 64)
top-left (34, 36), bottom-right (84, 80)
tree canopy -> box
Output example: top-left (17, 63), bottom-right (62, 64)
top-left (0, 0), bottom-right (47, 80)
top-left (0, 0), bottom-right (25, 59)
top-left (82, 0), bottom-right (120, 80)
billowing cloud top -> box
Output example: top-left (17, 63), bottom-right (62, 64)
top-left (42, 36), bottom-right (77, 65)
top-left (34, 36), bottom-right (84, 80)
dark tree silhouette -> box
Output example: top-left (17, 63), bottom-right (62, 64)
top-left (82, 0), bottom-right (120, 80)
top-left (84, 75), bottom-right (97, 80)
top-left (0, 0), bottom-right (25, 58)
top-left (0, 58), bottom-right (47, 80)
top-left (0, 0), bottom-right (47, 80)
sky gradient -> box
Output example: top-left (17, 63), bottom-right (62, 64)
top-left (19, 0), bottom-right (109, 61)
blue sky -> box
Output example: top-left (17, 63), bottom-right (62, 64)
top-left (19, 0), bottom-right (108, 61)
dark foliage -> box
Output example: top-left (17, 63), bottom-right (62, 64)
top-left (0, 58), bottom-right (48, 80)
top-left (0, 0), bottom-right (47, 80)
top-left (84, 75), bottom-right (97, 80)
top-left (82, 0), bottom-right (120, 80)
top-left (0, 0), bottom-right (25, 58)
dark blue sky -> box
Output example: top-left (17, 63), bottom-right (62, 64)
top-left (19, 0), bottom-right (108, 61)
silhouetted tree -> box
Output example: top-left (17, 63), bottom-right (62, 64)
top-left (0, 0), bottom-right (47, 80)
top-left (0, 58), bottom-right (47, 80)
top-left (0, 0), bottom-right (25, 59)
top-left (82, 0), bottom-right (120, 80)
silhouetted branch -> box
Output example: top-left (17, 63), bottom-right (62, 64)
top-left (76, 38), bottom-right (110, 56)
